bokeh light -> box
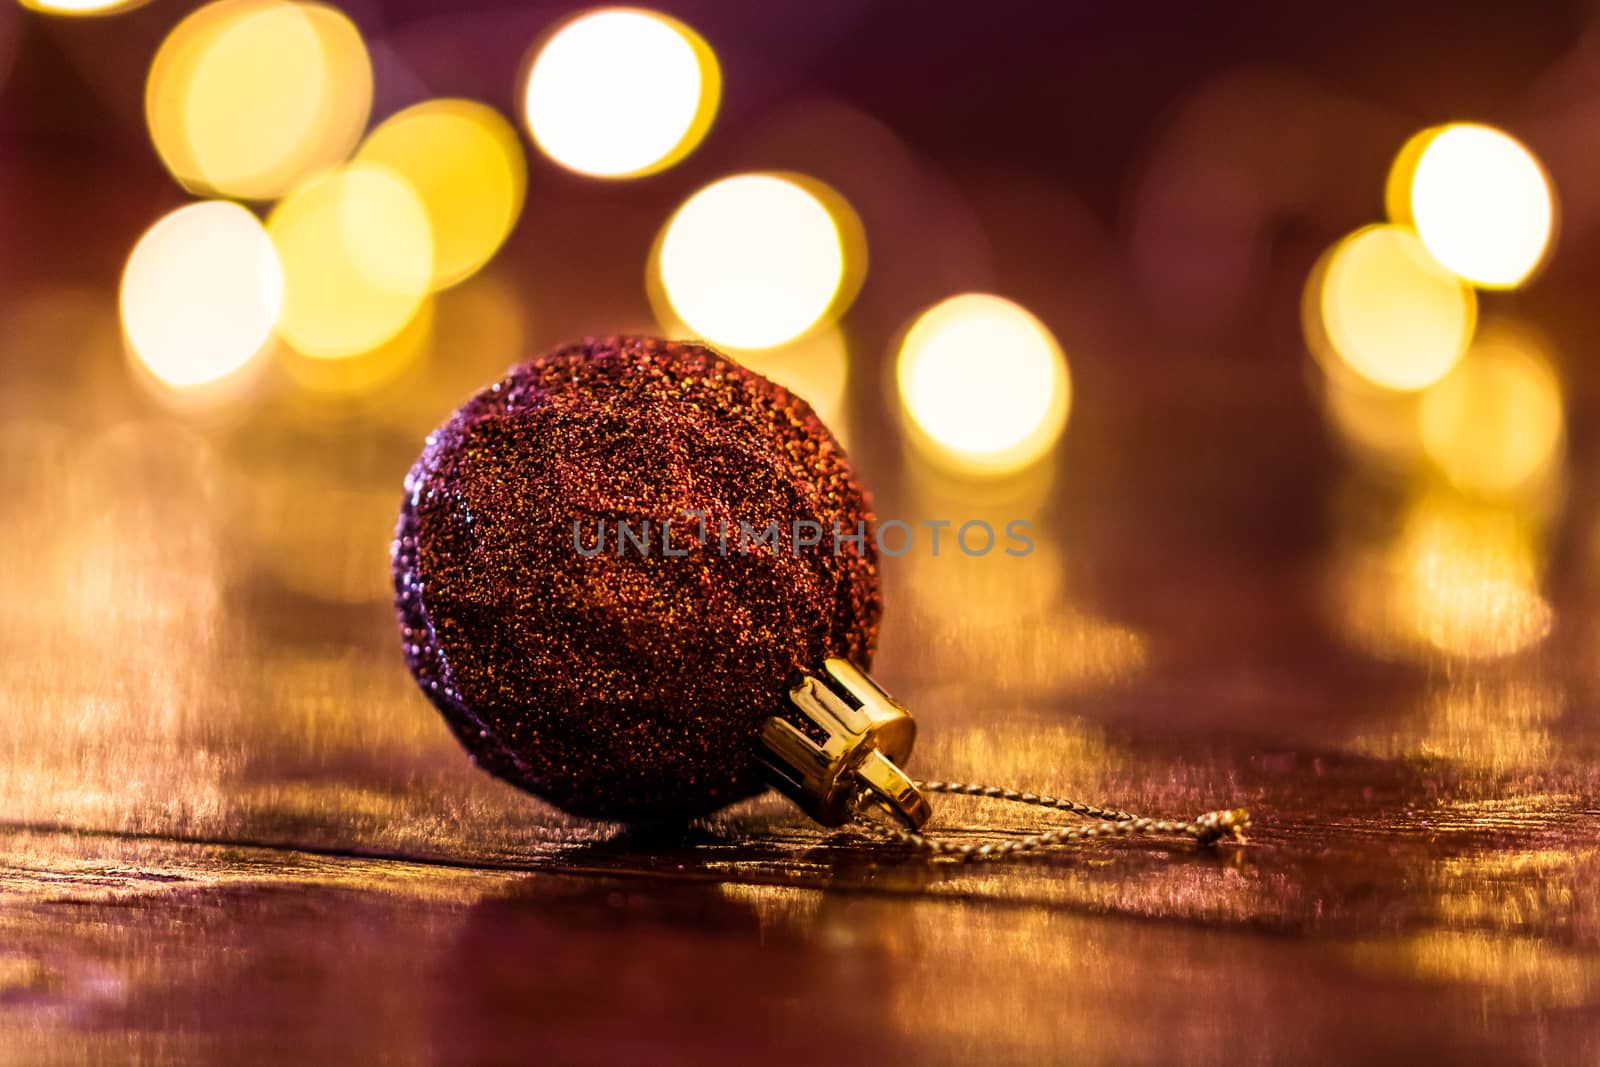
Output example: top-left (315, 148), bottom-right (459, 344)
top-left (1305, 224), bottom-right (1476, 392)
top-left (119, 201), bottom-right (283, 388)
top-left (894, 463), bottom-right (1147, 691)
top-left (375, 274), bottom-right (528, 437)
top-left (1388, 124), bottom-right (1554, 289)
top-left (1420, 323), bottom-right (1564, 498)
top-left (146, 0), bottom-right (372, 200)
top-left (20, 0), bottom-right (146, 14)
top-left (1353, 674), bottom-right (1562, 771)
top-left (268, 164), bottom-right (433, 359)
top-left (1319, 371), bottom-right (1427, 475)
top-left (896, 294), bottom-right (1071, 474)
top-left (1402, 497), bottom-right (1547, 660)
top-left (656, 173), bottom-right (853, 350)
top-left (522, 8), bottom-right (719, 179)
top-left (278, 299), bottom-right (434, 396)
top-left (1405, 504), bottom-right (1552, 660)
top-left (356, 100), bottom-right (526, 290)
top-left (1329, 488), bottom-right (1553, 663)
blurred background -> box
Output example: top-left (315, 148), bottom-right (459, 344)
top-left (2, 0), bottom-right (1598, 825)
top-left (4, 0), bottom-right (1600, 823)
top-left (8, 2), bottom-right (1600, 1061)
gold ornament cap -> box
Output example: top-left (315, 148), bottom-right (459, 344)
top-left (758, 658), bottom-right (932, 830)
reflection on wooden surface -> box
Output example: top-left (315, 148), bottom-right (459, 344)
top-left (4, 827), bottom-right (1599, 1065)
top-left (7, 261), bottom-right (1600, 1062)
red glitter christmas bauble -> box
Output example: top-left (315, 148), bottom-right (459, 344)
top-left (393, 336), bottom-right (880, 821)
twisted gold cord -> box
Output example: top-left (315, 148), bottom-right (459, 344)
top-left (861, 779), bottom-right (1250, 862)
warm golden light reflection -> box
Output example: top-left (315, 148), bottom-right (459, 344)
top-left (522, 8), bottom-right (718, 179)
top-left (846, 862), bottom-right (1274, 1061)
top-left (356, 100), bottom-right (526, 290)
top-left (1402, 503), bottom-right (1551, 660)
top-left (906, 450), bottom-right (1062, 521)
top-left (360, 273), bottom-right (529, 438)
top-left (1420, 323), bottom-right (1564, 498)
top-left (1319, 369), bottom-right (1427, 475)
top-left (896, 294), bottom-right (1071, 474)
top-left (268, 164), bottom-right (433, 359)
top-left (895, 544), bottom-right (1146, 694)
top-left (915, 722), bottom-right (1128, 802)
top-left (881, 461), bottom-right (1145, 696)
top-left (1432, 849), bottom-right (1594, 934)
top-left (1305, 224), bottom-right (1476, 392)
top-left (0, 413), bottom-right (454, 837)
top-left (656, 173), bottom-right (852, 349)
top-left (20, 0), bottom-right (145, 14)
top-left (1389, 124), bottom-right (1554, 289)
top-left (1347, 931), bottom-right (1595, 1012)
top-left (1330, 489), bottom-right (1552, 661)
top-left (5, 421), bottom-right (235, 831)
top-left (907, 536), bottom-right (1065, 627)
top-left (0, 420), bottom-right (76, 631)
top-left (1353, 676), bottom-right (1560, 771)
top-left (120, 201), bottom-right (283, 388)
top-left (277, 299), bottom-right (434, 396)
top-left (64, 422), bottom-right (227, 630)
top-left (248, 476), bottom-right (401, 604)
top-left (146, 0), bottom-right (372, 200)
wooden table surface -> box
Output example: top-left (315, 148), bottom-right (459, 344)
top-left (6, 286), bottom-right (1599, 1064)
top-left (8, 5), bottom-right (1600, 1063)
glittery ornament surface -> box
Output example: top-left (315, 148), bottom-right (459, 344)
top-left (393, 337), bottom-right (880, 821)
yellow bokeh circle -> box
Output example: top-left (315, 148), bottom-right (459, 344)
top-left (120, 201), bottom-right (283, 388)
top-left (654, 173), bottom-right (854, 350)
top-left (522, 8), bottom-right (719, 179)
top-left (21, 0), bottom-right (148, 15)
top-left (1420, 323), bottom-right (1564, 498)
top-left (356, 100), bottom-right (526, 290)
top-left (146, 0), bottom-right (372, 200)
top-left (896, 294), bottom-right (1071, 475)
top-left (1388, 123), bottom-right (1554, 289)
top-left (268, 164), bottom-right (434, 359)
top-left (1305, 224), bottom-right (1476, 392)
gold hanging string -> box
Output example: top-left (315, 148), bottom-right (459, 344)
top-left (857, 779), bottom-right (1250, 862)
